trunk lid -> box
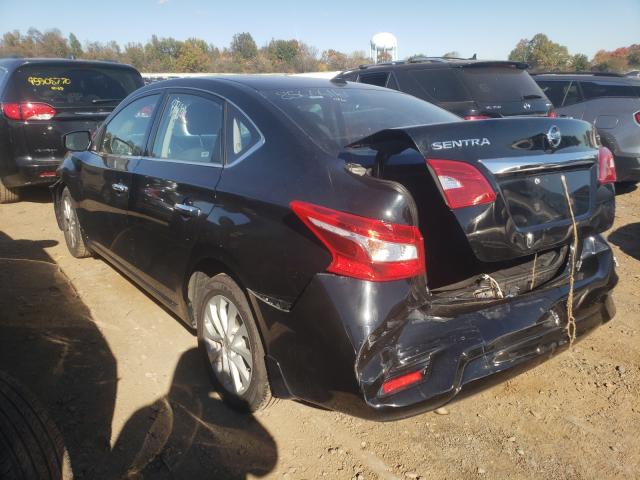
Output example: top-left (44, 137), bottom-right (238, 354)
top-left (346, 117), bottom-right (615, 266)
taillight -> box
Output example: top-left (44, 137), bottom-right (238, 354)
top-left (634, 111), bottom-right (640, 125)
top-left (548, 110), bottom-right (558, 118)
top-left (381, 370), bottom-right (424, 395)
top-left (426, 159), bottom-right (496, 209)
top-left (290, 201), bottom-right (425, 282)
top-left (597, 146), bottom-right (616, 184)
top-left (464, 115), bottom-right (491, 120)
top-left (2, 102), bottom-right (56, 120)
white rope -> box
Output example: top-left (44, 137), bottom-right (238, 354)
top-left (482, 274), bottom-right (504, 299)
top-left (560, 175), bottom-right (578, 347)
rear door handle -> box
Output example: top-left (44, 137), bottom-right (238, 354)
top-left (112, 182), bottom-right (128, 193)
top-left (174, 203), bottom-right (201, 217)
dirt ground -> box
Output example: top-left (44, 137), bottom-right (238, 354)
top-left (0, 185), bottom-right (638, 480)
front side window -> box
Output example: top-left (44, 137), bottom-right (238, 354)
top-left (101, 95), bottom-right (159, 156)
top-left (226, 105), bottom-right (261, 162)
top-left (151, 93), bottom-right (224, 164)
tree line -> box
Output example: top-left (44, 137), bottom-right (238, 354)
top-left (0, 29), bottom-right (370, 73)
top-left (508, 33), bottom-right (640, 73)
top-left (1, 28), bottom-right (638, 74)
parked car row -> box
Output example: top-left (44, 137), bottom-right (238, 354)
top-left (0, 54), bottom-right (624, 420)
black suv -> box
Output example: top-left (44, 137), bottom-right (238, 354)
top-left (0, 58), bottom-right (143, 202)
top-left (337, 58), bottom-right (554, 119)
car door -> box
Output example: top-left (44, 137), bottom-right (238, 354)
top-left (77, 93), bottom-right (161, 261)
top-left (125, 90), bottom-right (224, 306)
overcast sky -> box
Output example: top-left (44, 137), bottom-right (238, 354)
top-left (1, 0), bottom-right (638, 59)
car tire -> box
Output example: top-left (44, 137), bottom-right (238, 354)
top-left (0, 179), bottom-right (20, 204)
top-left (0, 371), bottom-right (73, 480)
top-left (195, 273), bottom-right (274, 412)
top-left (60, 187), bottom-right (91, 258)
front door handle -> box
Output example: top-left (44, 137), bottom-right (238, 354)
top-left (112, 182), bottom-right (128, 193)
top-left (174, 203), bottom-right (201, 217)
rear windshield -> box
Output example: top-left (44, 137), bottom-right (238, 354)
top-left (458, 67), bottom-right (544, 102)
top-left (263, 87), bottom-right (459, 155)
top-left (13, 65), bottom-right (143, 107)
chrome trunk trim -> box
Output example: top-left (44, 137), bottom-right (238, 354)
top-left (480, 152), bottom-right (596, 175)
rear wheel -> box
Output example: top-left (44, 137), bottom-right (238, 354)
top-left (195, 273), bottom-right (273, 412)
top-left (0, 179), bottom-right (20, 204)
top-left (61, 187), bottom-right (91, 258)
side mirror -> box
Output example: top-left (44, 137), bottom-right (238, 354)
top-left (63, 131), bottom-right (91, 152)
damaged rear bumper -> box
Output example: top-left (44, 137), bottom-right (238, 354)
top-left (252, 237), bottom-right (617, 421)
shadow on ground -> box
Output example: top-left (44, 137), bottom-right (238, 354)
top-left (15, 185), bottom-right (53, 204)
top-left (0, 231), bottom-right (277, 479)
top-left (615, 182), bottom-right (638, 196)
top-left (608, 222), bottom-right (640, 261)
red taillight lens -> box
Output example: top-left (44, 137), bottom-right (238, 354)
top-left (548, 110), bottom-right (558, 118)
top-left (290, 201), bottom-right (425, 282)
top-left (634, 111), bottom-right (640, 125)
top-left (2, 102), bottom-right (56, 120)
top-left (597, 146), bottom-right (616, 184)
top-left (463, 115), bottom-right (491, 120)
top-left (426, 159), bottom-right (496, 209)
top-left (382, 370), bottom-right (424, 395)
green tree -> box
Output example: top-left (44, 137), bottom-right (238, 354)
top-left (69, 33), bottom-right (83, 58)
top-left (570, 53), bottom-right (590, 71)
top-left (508, 34), bottom-right (570, 71)
top-left (267, 39), bottom-right (300, 69)
top-left (176, 38), bottom-right (212, 72)
top-left (230, 32), bottom-right (257, 61)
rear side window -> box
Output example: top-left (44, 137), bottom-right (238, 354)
top-left (358, 72), bottom-right (389, 87)
top-left (580, 82), bottom-right (640, 99)
top-left (13, 65), bottom-right (142, 107)
top-left (151, 93), bottom-right (224, 164)
top-left (226, 105), bottom-right (261, 162)
top-left (459, 67), bottom-right (544, 102)
top-left (101, 95), bottom-right (159, 156)
top-left (407, 69), bottom-right (470, 102)
top-left (536, 80), bottom-right (582, 107)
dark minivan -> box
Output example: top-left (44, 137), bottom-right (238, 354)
top-left (0, 58), bottom-right (143, 202)
top-left (338, 58), bottom-right (554, 119)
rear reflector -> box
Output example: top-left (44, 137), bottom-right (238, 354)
top-left (634, 111), bottom-right (640, 125)
top-left (2, 102), bottom-right (56, 121)
top-left (290, 201), bottom-right (425, 282)
top-left (382, 371), bottom-right (424, 395)
top-left (597, 146), bottom-right (616, 184)
top-left (38, 171), bottom-right (57, 178)
top-left (548, 111), bottom-right (558, 118)
top-left (463, 115), bottom-right (491, 120)
top-left (426, 159), bottom-right (496, 209)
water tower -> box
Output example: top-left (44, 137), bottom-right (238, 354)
top-left (370, 32), bottom-right (398, 63)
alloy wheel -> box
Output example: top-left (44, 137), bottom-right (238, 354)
top-left (202, 294), bottom-right (253, 395)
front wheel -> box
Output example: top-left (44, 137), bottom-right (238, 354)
top-left (195, 273), bottom-right (273, 412)
top-left (60, 187), bottom-right (91, 258)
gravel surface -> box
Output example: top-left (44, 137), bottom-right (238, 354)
top-left (0, 185), bottom-right (638, 479)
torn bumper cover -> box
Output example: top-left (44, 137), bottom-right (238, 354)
top-left (264, 235), bottom-right (617, 421)
top-left (357, 239), bottom-right (617, 420)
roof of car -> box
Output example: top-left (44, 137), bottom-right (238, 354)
top-left (338, 58), bottom-right (529, 76)
top-left (532, 72), bottom-right (640, 84)
top-left (0, 57), bottom-right (140, 72)
top-left (135, 74), bottom-right (389, 94)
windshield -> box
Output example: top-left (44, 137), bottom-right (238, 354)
top-left (459, 67), bottom-right (545, 103)
top-left (14, 65), bottom-right (143, 107)
top-left (263, 87), bottom-right (459, 154)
